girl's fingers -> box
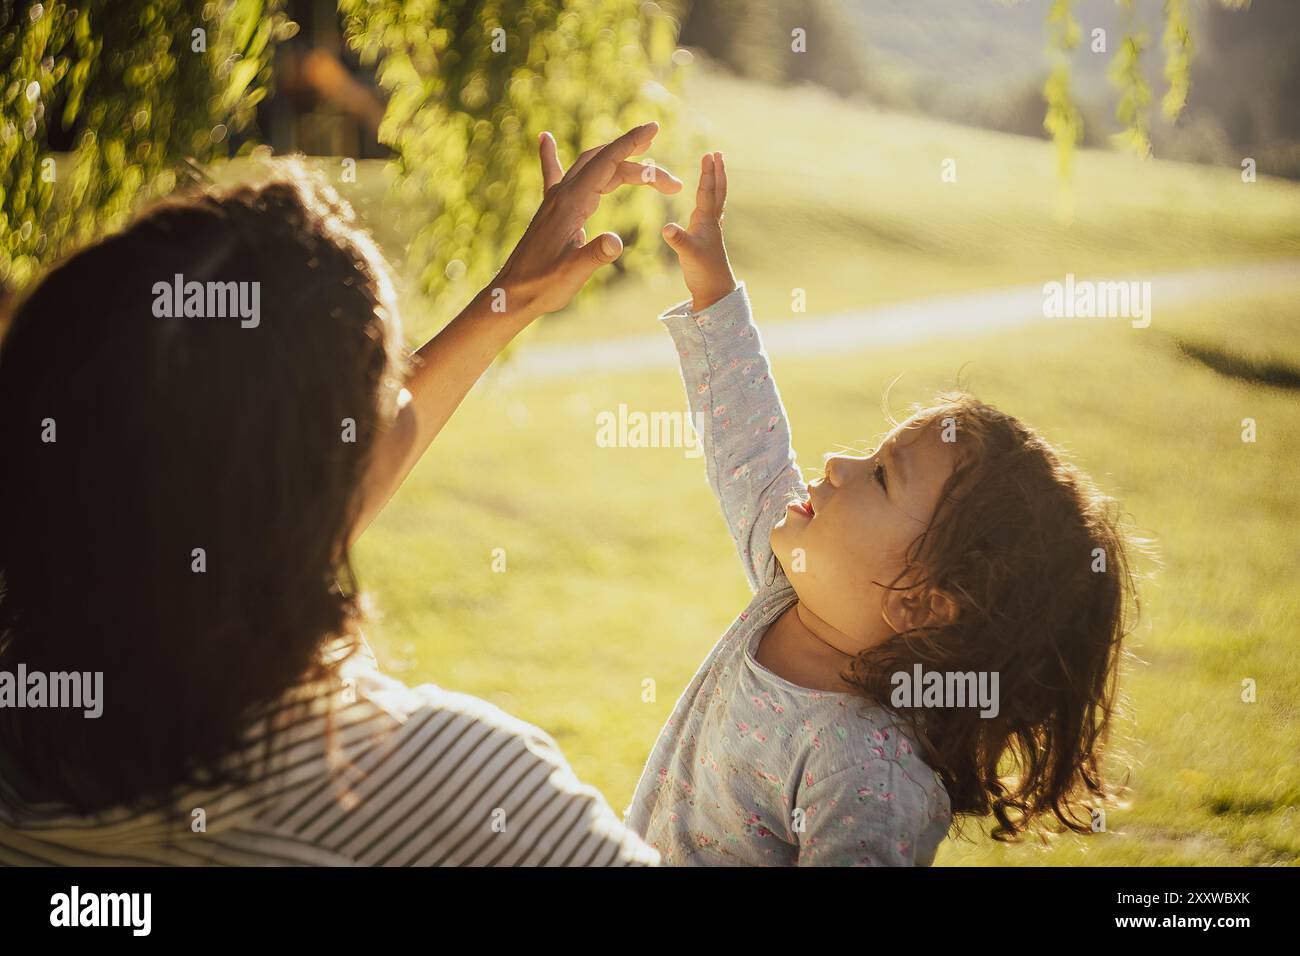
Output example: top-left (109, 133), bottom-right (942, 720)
top-left (713, 151), bottom-right (727, 216)
top-left (695, 153), bottom-right (717, 219)
top-left (599, 161), bottom-right (683, 195)
top-left (539, 132), bottom-right (564, 193)
top-left (661, 222), bottom-right (693, 253)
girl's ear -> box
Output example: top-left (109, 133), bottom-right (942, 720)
top-left (883, 584), bottom-right (959, 634)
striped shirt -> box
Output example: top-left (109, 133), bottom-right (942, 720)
top-left (0, 643), bottom-right (658, 866)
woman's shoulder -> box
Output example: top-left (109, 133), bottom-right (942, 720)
top-left (227, 652), bottom-right (571, 815)
top-left (339, 655), bottom-right (556, 751)
top-left (241, 656), bottom-right (658, 866)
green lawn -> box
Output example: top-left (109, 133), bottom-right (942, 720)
top-left (337, 70), bottom-right (1300, 864)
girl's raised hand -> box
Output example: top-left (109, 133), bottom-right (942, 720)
top-left (661, 152), bottom-right (738, 313)
top-left (492, 122), bottom-right (682, 320)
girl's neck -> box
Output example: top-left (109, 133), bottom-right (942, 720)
top-left (756, 602), bottom-right (859, 694)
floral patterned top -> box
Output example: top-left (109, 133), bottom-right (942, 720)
top-left (624, 284), bottom-right (951, 866)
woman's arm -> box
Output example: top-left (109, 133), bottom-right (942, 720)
top-left (349, 287), bottom-right (525, 544)
top-left (349, 123), bottom-right (682, 544)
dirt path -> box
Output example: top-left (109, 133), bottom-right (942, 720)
top-left (494, 260), bottom-right (1300, 384)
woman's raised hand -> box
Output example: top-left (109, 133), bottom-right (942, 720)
top-left (492, 122), bottom-right (682, 320)
top-left (353, 124), bottom-right (678, 543)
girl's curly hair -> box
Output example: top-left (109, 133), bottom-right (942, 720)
top-left (846, 392), bottom-right (1140, 841)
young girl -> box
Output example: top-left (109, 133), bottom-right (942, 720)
top-left (625, 153), bottom-right (1136, 865)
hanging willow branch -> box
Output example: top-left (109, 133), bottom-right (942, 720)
top-left (3, 0), bottom-right (684, 312)
top-left (337, 0), bottom-right (684, 314)
top-left (1110, 20), bottom-right (1153, 157)
top-left (1040, 0), bottom-right (1252, 173)
top-left (1043, 0), bottom-right (1083, 182)
top-left (0, 0), bottom-right (288, 290)
top-left (1160, 0), bottom-right (1193, 121)
top-left (2, 0), bottom-right (1260, 293)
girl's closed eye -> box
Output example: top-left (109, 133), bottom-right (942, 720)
top-left (874, 461), bottom-right (888, 490)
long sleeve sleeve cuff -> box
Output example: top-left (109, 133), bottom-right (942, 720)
top-left (659, 282), bottom-right (749, 328)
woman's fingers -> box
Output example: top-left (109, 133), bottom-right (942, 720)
top-left (539, 131), bottom-right (564, 193)
top-left (519, 123), bottom-right (670, 305)
top-left (590, 232), bottom-right (623, 263)
top-left (551, 125), bottom-right (677, 202)
top-left (563, 231), bottom-right (623, 285)
top-left (600, 161), bottom-right (683, 195)
top-left (562, 145), bottom-right (602, 185)
top-left (570, 122), bottom-right (659, 196)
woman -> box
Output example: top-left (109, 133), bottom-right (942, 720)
top-left (0, 124), bottom-right (680, 865)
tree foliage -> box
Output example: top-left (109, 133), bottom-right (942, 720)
top-left (0, 0), bottom-right (287, 289)
top-left (1043, 0), bottom-right (1083, 184)
top-left (0, 0), bottom-right (1261, 296)
top-left (1, 0), bottom-right (682, 309)
top-left (1042, 0), bottom-right (1252, 176)
top-left (336, 0), bottom-right (683, 312)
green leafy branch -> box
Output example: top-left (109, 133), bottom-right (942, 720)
top-left (337, 0), bottom-right (684, 314)
top-left (1, 0), bottom-right (287, 289)
top-left (1039, 0), bottom-right (1252, 181)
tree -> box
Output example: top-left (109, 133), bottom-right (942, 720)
top-left (1, 0), bottom-right (682, 310)
top-left (336, 0), bottom-right (682, 312)
top-left (0, 0), bottom-right (1260, 295)
top-left (1042, 0), bottom-right (1252, 180)
top-left (0, 0), bottom-right (286, 290)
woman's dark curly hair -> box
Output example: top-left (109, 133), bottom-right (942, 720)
top-left (0, 161), bottom-right (406, 812)
top-left (846, 392), bottom-right (1140, 842)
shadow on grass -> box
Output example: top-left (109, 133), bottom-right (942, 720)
top-left (1174, 338), bottom-right (1300, 391)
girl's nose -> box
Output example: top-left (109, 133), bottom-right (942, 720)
top-left (823, 454), bottom-right (859, 486)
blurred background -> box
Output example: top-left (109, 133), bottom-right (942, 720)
top-left (2, 0), bottom-right (1298, 864)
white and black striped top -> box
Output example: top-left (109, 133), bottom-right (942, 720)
top-left (0, 647), bottom-right (658, 867)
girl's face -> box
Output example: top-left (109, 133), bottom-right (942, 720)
top-left (770, 415), bottom-right (959, 649)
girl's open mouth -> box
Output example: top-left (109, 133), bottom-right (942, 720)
top-left (788, 497), bottom-right (814, 517)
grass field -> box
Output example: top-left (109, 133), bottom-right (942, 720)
top-left (338, 70), bottom-right (1300, 864)
top-left (305, 68), bottom-right (1300, 346)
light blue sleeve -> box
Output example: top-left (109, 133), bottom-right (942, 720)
top-left (659, 283), bottom-right (806, 592)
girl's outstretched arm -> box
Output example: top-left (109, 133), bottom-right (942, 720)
top-left (660, 154), bottom-right (805, 591)
top-left (349, 124), bottom-right (682, 544)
